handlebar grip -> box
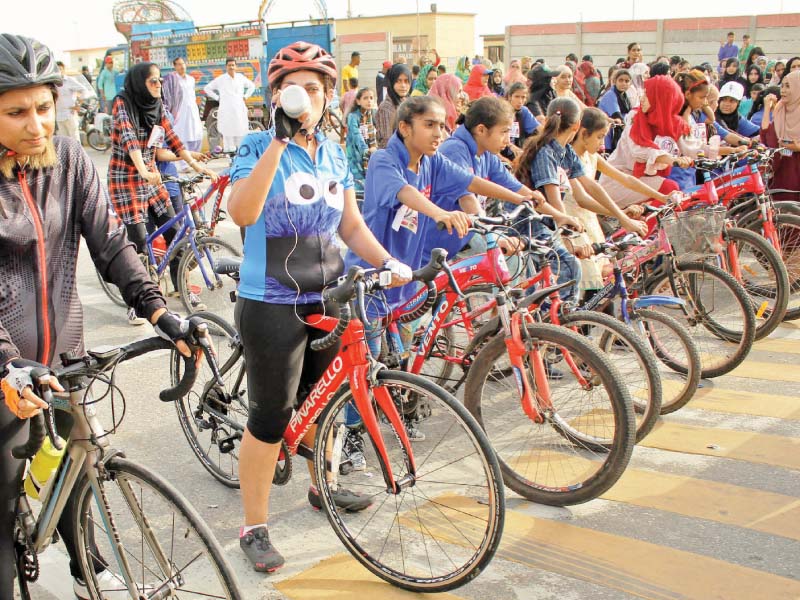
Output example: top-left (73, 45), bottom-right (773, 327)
top-left (311, 303), bottom-right (352, 351)
top-left (399, 281), bottom-right (437, 323)
top-left (412, 248), bottom-right (448, 283)
top-left (591, 242), bottom-right (604, 255)
top-left (11, 413), bottom-right (46, 460)
top-left (159, 351), bottom-right (197, 402)
top-left (322, 266), bottom-right (363, 305)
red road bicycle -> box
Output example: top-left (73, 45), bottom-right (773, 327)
top-left (172, 254), bottom-right (505, 593)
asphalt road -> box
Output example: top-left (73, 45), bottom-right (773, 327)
top-left (23, 147), bottom-right (800, 600)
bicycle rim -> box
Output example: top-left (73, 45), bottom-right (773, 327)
top-left (648, 261), bottom-right (755, 378)
top-left (772, 214), bottom-right (800, 320)
top-left (628, 309), bottom-right (702, 414)
top-left (74, 457), bottom-right (242, 599)
top-left (178, 236), bottom-right (240, 322)
top-left (172, 311), bottom-right (246, 487)
top-left (314, 370), bottom-right (504, 592)
top-left (562, 311), bottom-right (662, 442)
top-left (463, 323), bottom-right (634, 506)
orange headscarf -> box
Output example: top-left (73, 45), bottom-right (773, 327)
top-left (429, 73), bottom-right (463, 132)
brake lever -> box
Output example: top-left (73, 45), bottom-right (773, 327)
top-left (442, 261), bottom-right (464, 298)
top-left (356, 280), bottom-right (369, 326)
top-left (193, 323), bottom-right (223, 387)
top-left (31, 368), bottom-right (63, 451)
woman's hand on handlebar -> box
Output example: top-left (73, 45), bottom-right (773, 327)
top-left (498, 236), bottom-right (525, 256)
top-left (523, 189), bottom-right (546, 207)
top-left (674, 156), bottom-right (693, 168)
top-left (383, 258), bottom-right (413, 288)
top-left (621, 216), bottom-right (649, 238)
top-left (624, 204), bottom-right (645, 218)
top-left (140, 169), bottom-right (162, 186)
top-left (195, 164), bottom-right (219, 182)
top-left (1, 359), bottom-right (63, 420)
top-left (553, 213), bottom-right (584, 232)
top-left (435, 210), bottom-right (471, 237)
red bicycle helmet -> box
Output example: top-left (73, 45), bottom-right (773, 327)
top-left (267, 41), bottom-right (337, 88)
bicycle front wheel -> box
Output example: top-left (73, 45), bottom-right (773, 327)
top-left (647, 261), bottom-right (756, 378)
top-left (171, 311), bottom-right (247, 488)
top-left (313, 370), bottom-right (504, 593)
top-left (561, 310), bottom-right (662, 442)
top-left (74, 456), bottom-right (242, 599)
top-left (178, 236), bottom-right (240, 321)
top-left (463, 323), bottom-right (635, 506)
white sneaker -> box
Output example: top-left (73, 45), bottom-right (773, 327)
top-left (405, 422), bottom-right (426, 442)
top-left (127, 307), bottom-right (147, 326)
top-left (73, 569), bottom-right (151, 599)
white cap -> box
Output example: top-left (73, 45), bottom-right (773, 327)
top-left (719, 81), bottom-right (744, 102)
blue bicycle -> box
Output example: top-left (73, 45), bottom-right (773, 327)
top-left (96, 175), bottom-right (240, 320)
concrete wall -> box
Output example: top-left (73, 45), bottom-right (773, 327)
top-left (334, 32), bottom-right (391, 95)
top-left (507, 13), bottom-right (800, 75)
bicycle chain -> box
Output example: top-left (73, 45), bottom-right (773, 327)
top-left (272, 439), bottom-right (292, 486)
top-left (15, 537), bottom-right (39, 583)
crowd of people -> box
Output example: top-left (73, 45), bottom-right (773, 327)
top-left (1, 25), bottom-right (799, 595)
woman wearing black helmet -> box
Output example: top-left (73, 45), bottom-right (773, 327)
top-left (0, 34), bottom-right (194, 598)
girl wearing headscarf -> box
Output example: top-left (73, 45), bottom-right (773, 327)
top-left (577, 60), bottom-right (601, 106)
top-left (719, 58), bottom-right (747, 88)
top-left (526, 63), bottom-right (558, 118)
top-left (626, 62), bottom-right (650, 108)
top-left (488, 67), bottom-right (505, 96)
top-left (770, 61), bottom-right (786, 86)
top-left (375, 62), bottom-right (411, 148)
top-left (744, 64), bottom-right (764, 97)
top-left (455, 56), bottom-right (471, 84)
top-left (598, 68), bottom-right (633, 153)
top-left (463, 64), bottom-right (492, 101)
top-left (599, 75), bottom-right (693, 207)
top-left (108, 63), bottom-right (215, 317)
top-left (761, 71), bottom-right (800, 200)
top-left (410, 64), bottom-right (437, 96)
top-left (504, 59), bottom-right (527, 86)
top-left (428, 73), bottom-right (463, 134)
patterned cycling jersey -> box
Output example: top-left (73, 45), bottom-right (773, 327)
top-left (231, 129), bottom-right (354, 305)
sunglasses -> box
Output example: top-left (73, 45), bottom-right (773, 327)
top-left (148, 77), bottom-right (163, 85)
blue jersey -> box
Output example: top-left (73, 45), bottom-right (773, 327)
top-left (529, 138), bottom-right (586, 191)
top-left (231, 129), bottom-right (353, 305)
top-left (345, 132), bottom-right (473, 311)
top-left (426, 124), bottom-right (522, 261)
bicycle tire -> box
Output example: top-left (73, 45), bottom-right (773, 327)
top-left (177, 236), bottom-right (241, 320)
top-left (646, 261), bottom-right (756, 378)
top-left (744, 213), bottom-right (800, 321)
top-left (73, 456), bottom-right (243, 599)
top-left (171, 311), bottom-right (247, 488)
top-left (463, 322), bottom-right (635, 506)
top-left (628, 308), bottom-right (702, 414)
top-left (87, 129), bottom-right (110, 151)
top-left (95, 267), bottom-right (127, 307)
top-left (723, 226), bottom-right (789, 339)
top-left (561, 310), bottom-right (662, 442)
top-left (313, 370), bottom-right (504, 593)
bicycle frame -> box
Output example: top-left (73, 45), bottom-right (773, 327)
top-left (189, 169), bottom-right (231, 236)
top-left (284, 313), bottom-right (418, 494)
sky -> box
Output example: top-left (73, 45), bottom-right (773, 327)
top-left (5, 0), bottom-right (800, 56)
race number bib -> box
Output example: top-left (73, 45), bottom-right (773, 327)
top-left (510, 121), bottom-right (520, 142)
top-left (691, 123), bottom-right (708, 144)
top-left (653, 135), bottom-right (680, 157)
top-left (392, 205), bottom-right (419, 234)
top-left (147, 125), bottom-right (165, 148)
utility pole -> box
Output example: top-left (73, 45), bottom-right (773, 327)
top-left (416, 0), bottom-right (421, 64)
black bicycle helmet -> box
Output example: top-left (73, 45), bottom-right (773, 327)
top-left (0, 34), bottom-right (62, 95)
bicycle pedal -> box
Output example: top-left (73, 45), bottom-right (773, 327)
top-left (218, 435), bottom-right (238, 454)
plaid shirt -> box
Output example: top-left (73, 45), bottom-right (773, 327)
top-left (107, 97), bottom-right (185, 225)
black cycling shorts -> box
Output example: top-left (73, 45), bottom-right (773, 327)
top-left (234, 297), bottom-right (340, 444)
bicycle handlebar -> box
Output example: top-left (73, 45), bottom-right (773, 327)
top-left (310, 249), bottom-right (452, 351)
top-left (10, 319), bottom-right (219, 460)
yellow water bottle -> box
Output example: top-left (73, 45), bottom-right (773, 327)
top-left (24, 436), bottom-right (66, 500)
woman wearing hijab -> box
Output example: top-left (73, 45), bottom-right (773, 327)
top-left (463, 64), bottom-right (491, 101)
top-left (598, 68), bottom-right (633, 153)
top-left (488, 67), bottom-right (505, 96)
top-left (108, 62), bottom-right (214, 320)
top-left (410, 64), bottom-right (437, 96)
top-left (374, 62), bottom-right (411, 148)
top-left (526, 63), bottom-right (558, 118)
top-left (719, 58), bottom-right (747, 89)
top-left (429, 73), bottom-right (463, 134)
top-left (504, 59), bottom-right (527, 86)
top-left (743, 64), bottom-right (764, 98)
top-left (455, 56), bottom-right (471, 84)
top-left (745, 46), bottom-right (765, 71)
top-left (762, 71), bottom-right (800, 200)
top-left (599, 75), bottom-right (693, 207)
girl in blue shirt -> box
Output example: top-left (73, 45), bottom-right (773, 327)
top-left (716, 82), bottom-right (760, 138)
top-left (504, 82), bottom-right (539, 158)
top-left (226, 42), bottom-right (412, 574)
top-left (344, 87), bottom-right (377, 192)
top-left (597, 68), bottom-right (632, 153)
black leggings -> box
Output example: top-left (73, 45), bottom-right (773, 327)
top-left (234, 297), bottom-right (340, 444)
top-left (126, 204), bottom-right (181, 288)
top-left (0, 405), bottom-right (105, 597)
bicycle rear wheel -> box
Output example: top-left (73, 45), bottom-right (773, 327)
top-left (561, 310), bottom-right (662, 442)
top-left (74, 457), bottom-right (242, 599)
top-left (171, 311), bottom-right (247, 487)
top-left (463, 323), bottom-right (635, 506)
top-left (647, 261), bottom-right (756, 378)
top-left (314, 370), bottom-right (504, 593)
top-left (178, 236), bottom-right (240, 321)
top-left (627, 308), bottom-right (702, 414)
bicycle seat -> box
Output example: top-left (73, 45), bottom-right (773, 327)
top-left (214, 257), bottom-right (242, 279)
top-left (516, 281), bottom-right (576, 311)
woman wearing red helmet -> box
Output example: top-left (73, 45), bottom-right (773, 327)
top-left (227, 41), bottom-right (412, 573)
